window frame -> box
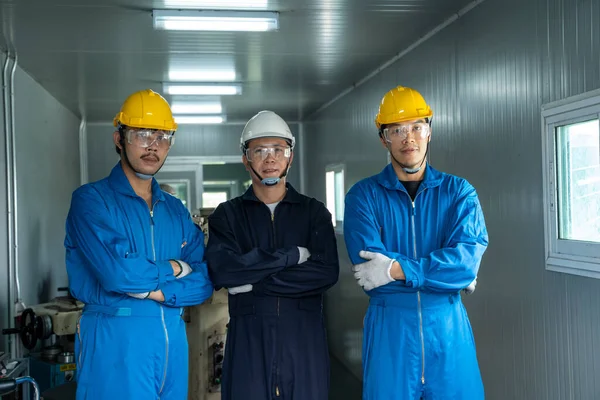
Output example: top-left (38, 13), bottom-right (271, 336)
top-left (542, 88), bottom-right (600, 279)
top-left (325, 163), bottom-right (346, 234)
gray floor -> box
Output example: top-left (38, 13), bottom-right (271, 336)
top-left (37, 357), bottom-right (361, 400)
top-left (329, 356), bottom-right (362, 400)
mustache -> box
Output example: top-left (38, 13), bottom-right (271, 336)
top-left (141, 153), bottom-right (159, 162)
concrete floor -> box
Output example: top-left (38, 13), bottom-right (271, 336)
top-left (329, 356), bottom-right (362, 400)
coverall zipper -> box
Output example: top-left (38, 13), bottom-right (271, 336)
top-left (270, 210), bottom-right (280, 317)
top-left (411, 193), bottom-right (426, 385)
top-left (150, 202), bottom-right (170, 397)
top-left (270, 207), bottom-right (281, 397)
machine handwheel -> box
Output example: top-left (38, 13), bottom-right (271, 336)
top-left (19, 309), bottom-right (38, 350)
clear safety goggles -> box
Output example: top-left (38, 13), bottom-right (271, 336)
top-left (125, 128), bottom-right (175, 148)
top-left (382, 122), bottom-right (430, 142)
top-left (245, 145), bottom-right (291, 162)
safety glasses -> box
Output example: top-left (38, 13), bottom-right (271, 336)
top-left (382, 122), bottom-right (430, 142)
top-left (245, 146), bottom-right (291, 162)
top-left (125, 128), bottom-right (175, 148)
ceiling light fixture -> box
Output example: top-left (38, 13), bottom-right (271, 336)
top-left (171, 102), bottom-right (223, 114)
top-left (162, 0), bottom-right (268, 9)
top-left (174, 115), bottom-right (226, 124)
top-left (168, 70), bottom-right (236, 82)
top-left (163, 83), bottom-right (242, 95)
top-left (153, 10), bottom-right (279, 32)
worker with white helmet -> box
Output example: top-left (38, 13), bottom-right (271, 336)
top-left (344, 86), bottom-right (488, 399)
top-left (65, 89), bottom-right (214, 400)
top-left (206, 110), bottom-right (340, 400)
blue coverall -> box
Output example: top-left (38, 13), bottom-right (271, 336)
top-left (65, 163), bottom-right (214, 400)
top-left (344, 164), bottom-right (489, 400)
top-left (206, 184), bottom-right (340, 400)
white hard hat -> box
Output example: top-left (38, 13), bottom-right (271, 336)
top-left (240, 110), bottom-right (295, 151)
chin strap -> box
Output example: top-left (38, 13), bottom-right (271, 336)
top-left (123, 147), bottom-right (155, 180)
top-left (397, 144), bottom-right (429, 174)
top-left (249, 161), bottom-right (291, 186)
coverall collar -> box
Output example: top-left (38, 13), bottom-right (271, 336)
top-left (108, 162), bottom-right (165, 203)
top-left (242, 182), bottom-right (302, 204)
top-left (377, 163), bottom-right (444, 192)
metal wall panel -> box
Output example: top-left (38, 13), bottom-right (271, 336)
top-left (85, 122), bottom-right (120, 183)
top-left (0, 52), bottom-right (9, 352)
top-left (306, 0), bottom-right (600, 398)
top-left (12, 66), bottom-right (80, 310)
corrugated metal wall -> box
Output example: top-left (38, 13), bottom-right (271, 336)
top-left (305, 0), bottom-right (600, 398)
top-left (85, 122), bottom-right (119, 183)
top-left (86, 122), bottom-right (301, 191)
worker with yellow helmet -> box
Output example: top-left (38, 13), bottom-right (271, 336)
top-left (65, 89), bottom-right (214, 399)
top-left (344, 86), bottom-right (488, 399)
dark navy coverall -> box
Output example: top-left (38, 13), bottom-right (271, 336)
top-left (206, 183), bottom-right (340, 400)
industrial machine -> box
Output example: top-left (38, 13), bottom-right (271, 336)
top-left (187, 207), bottom-right (230, 400)
top-left (2, 291), bottom-right (83, 395)
top-left (0, 350), bottom-right (31, 400)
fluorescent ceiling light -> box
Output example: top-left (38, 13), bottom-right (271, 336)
top-left (163, 83), bottom-right (242, 95)
top-left (169, 70), bottom-right (236, 82)
top-left (174, 115), bottom-right (226, 124)
top-left (171, 102), bottom-right (222, 114)
top-left (153, 10), bottom-right (279, 32)
top-left (162, 0), bottom-right (268, 9)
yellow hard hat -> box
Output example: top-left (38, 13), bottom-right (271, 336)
top-left (374, 86), bottom-right (433, 129)
top-left (113, 89), bottom-right (178, 131)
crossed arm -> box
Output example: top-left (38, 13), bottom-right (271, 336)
top-left (67, 188), bottom-right (214, 307)
top-left (206, 202), bottom-right (339, 298)
top-left (343, 184), bottom-right (488, 293)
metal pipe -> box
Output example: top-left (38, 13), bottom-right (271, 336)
top-left (15, 376), bottom-right (40, 400)
top-left (7, 53), bottom-right (24, 359)
top-left (2, 51), bottom-right (15, 357)
top-left (79, 119), bottom-right (88, 185)
top-left (9, 53), bottom-right (21, 305)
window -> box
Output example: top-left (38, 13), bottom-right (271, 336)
top-left (202, 191), bottom-right (228, 208)
top-left (325, 164), bottom-right (345, 233)
top-left (169, 182), bottom-right (189, 207)
top-left (542, 89), bottom-right (600, 278)
top-left (158, 179), bottom-right (190, 209)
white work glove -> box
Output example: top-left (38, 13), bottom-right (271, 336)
top-left (297, 247), bottom-right (311, 264)
top-left (127, 292), bottom-right (149, 299)
top-left (352, 251), bottom-right (395, 291)
top-left (172, 260), bottom-right (192, 279)
top-left (462, 277), bottom-right (477, 295)
top-left (228, 284), bottom-right (253, 295)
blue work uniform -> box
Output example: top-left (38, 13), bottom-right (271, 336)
top-left (206, 184), bottom-right (340, 400)
top-left (344, 164), bottom-right (488, 400)
top-left (65, 162), bottom-right (214, 400)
